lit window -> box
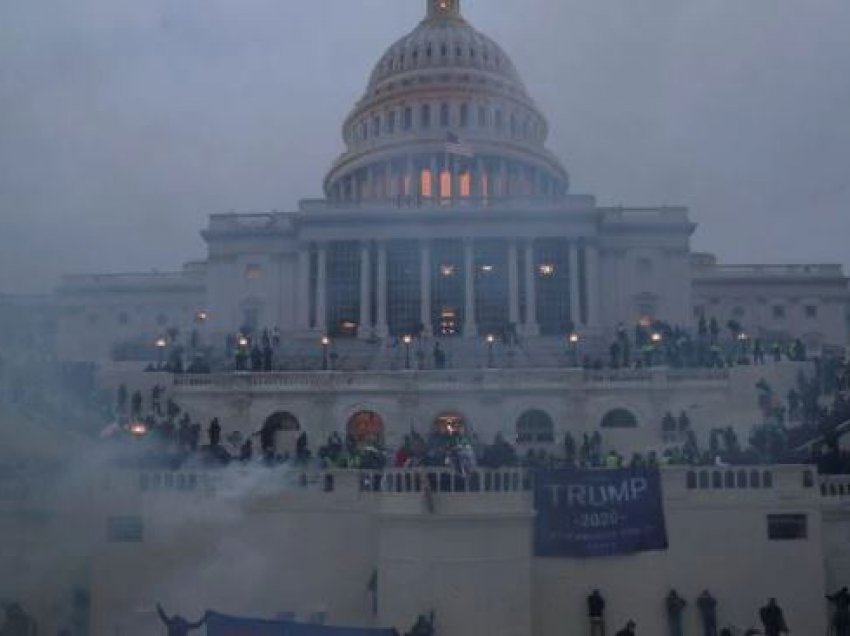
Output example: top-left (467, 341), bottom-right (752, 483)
top-left (440, 264), bottom-right (457, 277)
top-left (245, 264), bottom-right (262, 280)
top-left (479, 264), bottom-right (494, 274)
top-left (538, 263), bottom-right (556, 277)
top-left (420, 169), bottom-right (433, 197)
top-left (767, 514), bottom-right (807, 541)
top-left (459, 171), bottom-right (471, 197)
top-left (440, 170), bottom-right (452, 198)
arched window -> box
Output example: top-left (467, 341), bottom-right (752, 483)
top-left (403, 107), bottom-right (413, 131)
top-left (440, 102), bottom-right (450, 127)
top-left (347, 411), bottom-right (384, 446)
top-left (260, 412), bottom-right (300, 455)
top-left (420, 104), bottom-right (431, 129)
top-left (600, 409), bottom-right (638, 429)
top-left (263, 411), bottom-right (300, 432)
top-left (516, 410), bottom-right (555, 444)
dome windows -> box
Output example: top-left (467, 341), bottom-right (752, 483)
top-left (403, 107), bottom-right (413, 131)
top-left (459, 103), bottom-right (469, 128)
top-left (421, 104), bottom-right (431, 129)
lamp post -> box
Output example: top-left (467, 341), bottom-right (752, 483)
top-left (402, 334), bottom-right (413, 370)
top-left (321, 336), bottom-right (331, 371)
top-left (486, 334), bottom-right (496, 368)
top-left (737, 332), bottom-right (748, 363)
top-left (650, 332), bottom-right (663, 366)
top-left (568, 332), bottom-right (580, 367)
top-left (155, 336), bottom-right (167, 369)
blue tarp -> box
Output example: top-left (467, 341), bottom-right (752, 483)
top-left (206, 611), bottom-right (397, 636)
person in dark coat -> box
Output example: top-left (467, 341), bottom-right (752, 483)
top-left (588, 589), bottom-right (606, 636)
top-left (828, 587), bottom-right (850, 636)
top-left (665, 589), bottom-right (687, 636)
top-left (208, 418), bottom-right (221, 447)
top-left (405, 612), bottom-right (434, 636)
top-left (156, 604), bottom-right (207, 636)
top-left (1, 603), bottom-right (37, 636)
top-left (697, 590), bottom-right (718, 636)
top-left (615, 620), bottom-right (636, 636)
top-left (759, 598), bottom-right (788, 636)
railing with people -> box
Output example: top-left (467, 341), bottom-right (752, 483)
top-left (128, 465), bottom-right (827, 500)
top-left (173, 366), bottom-right (735, 391)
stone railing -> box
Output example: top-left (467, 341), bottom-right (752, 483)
top-left (129, 465), bottom-right (824, 500)
top-left (360, 468), bottom-right (531, 494)
top-left (819, 475), bottom-right (850, 498)
top-left (173, 367), bottom-right (734, 391)
top-left (694, 264), bottom-right (844, 278)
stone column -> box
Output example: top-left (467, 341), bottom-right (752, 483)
top-left (569, 243), bottom-right (581, 329)
top-left (507, 240), bottom-right (520, 326)
top-left (407, 156), bottom-right (416, 198)
top-left (585, 243), bottom-right (601, 329)
top-left (358, 242), bottom-right (372, 339)
top-left (315, 243), bottom-right (328, 333)
top-left (523, 239), bottom-right (539, 336)
top-left (297, 246), bottom-right (311, 330)
top-left (430, 155), bottom-right (439, 199)
top-left (463, 239), bottom-right (478, 338)
top-left (420, 241), bottom-right (433, 335)
top-left (376, 242), bottom-right (389, 338)
top-left (500, 159), bottom-right (508, 197)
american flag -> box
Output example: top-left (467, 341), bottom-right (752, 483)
top-left (445, 131), bottom-right (475, 158)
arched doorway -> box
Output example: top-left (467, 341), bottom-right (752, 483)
top-left (347, 411), bottom-right (385, 447)
top-left (261, 411), bottom-right (300, 456)
top-left (516, 409), bottom-right (555, 444)
top-left (600, 408), bottom-right (638, 429)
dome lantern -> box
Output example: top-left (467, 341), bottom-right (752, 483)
top-left (426, 0), bottom-right (462, 21)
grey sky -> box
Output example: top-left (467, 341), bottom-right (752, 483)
top-left (1, 0), bottom-right (848, 293)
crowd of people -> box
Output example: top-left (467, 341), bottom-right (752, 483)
top-left (587, 588), bottom-right (801, 636)
top-left (139, 315), bottom-right (822, 375)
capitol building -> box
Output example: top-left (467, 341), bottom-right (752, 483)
top-left (4, 2), bottom-right (850, 635)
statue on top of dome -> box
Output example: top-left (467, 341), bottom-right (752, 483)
top-left (426, 0), bottom-right (462, 20)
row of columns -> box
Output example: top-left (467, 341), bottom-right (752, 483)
top-left (298, 240), bottom-right (600, 338)
top-left (332, 156), bottom-right (561, 203)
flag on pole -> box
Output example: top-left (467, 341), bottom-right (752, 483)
top-left (445, 131), bottom-right (475, 158)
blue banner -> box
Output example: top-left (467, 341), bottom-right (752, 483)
top-left (534, 468), bottom-right (669, 558)
top-left (206, 612), bottom-right (397, 636)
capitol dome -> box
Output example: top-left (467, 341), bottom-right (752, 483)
top-left (324, 0), bottom-right (569, 204)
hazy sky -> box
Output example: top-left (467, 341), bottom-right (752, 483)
top-left (1, 0), bottom-right (849, 293)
